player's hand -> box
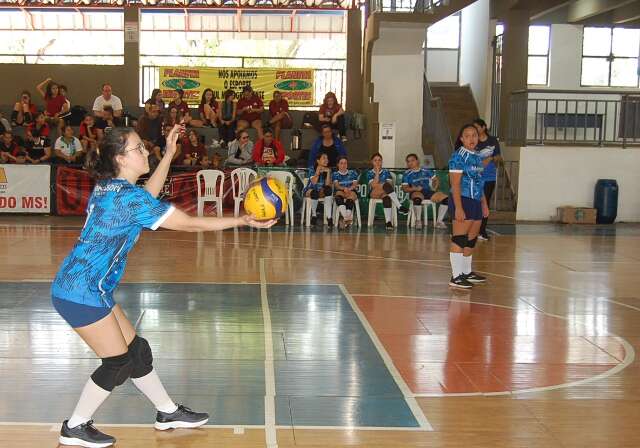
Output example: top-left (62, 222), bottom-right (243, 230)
top-left (482, 202), bottom-right (490, 219)
top-left (242, 215), bottom-right (278, 229)
top-left (455, 207), bottom-right (466, 222)
top-left (165, 122), bottom-right (184, 158)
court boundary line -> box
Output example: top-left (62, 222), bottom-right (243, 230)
top-left (339, 285), bottom-right (433, 431)
top-left (352, 293), bottom-right (636, 398)
top-left (259, 259), bottom-right (278, 448)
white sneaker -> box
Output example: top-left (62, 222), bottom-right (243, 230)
top-left (435, 221), bottom-right (448, 229)
top-left (478, 234), bottom-right (489, 241)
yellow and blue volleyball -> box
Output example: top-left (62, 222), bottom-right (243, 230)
top-left (244, 177), bottom-right (288, 220)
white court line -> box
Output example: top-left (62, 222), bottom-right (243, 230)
top-left (259, 259), bottom-right (278, 448)
top-left (275, 425), bottom-right (426, 431)
top-left (339, 285), bottom-right (432, 431)
top-left (486, 228), bottom-right (501, 236)
top-left (352, 293), bottom-right (636, 398)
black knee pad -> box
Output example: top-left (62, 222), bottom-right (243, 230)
top-left (309, 190), bottom-right (320, 200)
top-left (334, 195), bottom-right (345, 206)
top-left (412, 197), bottom-right (422, 206)
top-left (382, 182), bottom-right (394, 194)
top-left (451, 234), bottom-right (468, 249)
top-left (467, 237), bottom-right (477, 248)
top-left (345, 199), bottom-right (355, 210)
top-left (322, 185), bottom-right (332, 196)
top-left (441, 197), bottom-right (449, 206)
top-left (91, 352), bottom-right (133, 392)
top-left (128, 335), bottom-right (153, 379)
top-left (382, 196), bottom-right (392, 208)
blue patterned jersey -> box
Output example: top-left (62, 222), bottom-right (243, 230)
top-left (366, 168), bottom-right (392, 185)
top-left (332, 169), bottom-right (359, 189)
top-left (448, 147), bottom-right (485, 200)
top-left (402, 168), bottom-right (435, 193)
top-left (476, 136), bottom-right (501, 181)
top-left (304, 167), bottom-right (330, 193)
top-left (51, 178), bottom-right (175, 308)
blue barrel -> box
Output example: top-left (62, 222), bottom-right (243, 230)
top-left (593, 179), bottom-right (618, 224)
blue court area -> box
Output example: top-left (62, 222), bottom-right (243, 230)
top-left (0, 282), bottom-right (419, 429)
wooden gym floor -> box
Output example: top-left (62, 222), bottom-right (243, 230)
top-left (0, 216), bottom-right (639, 447)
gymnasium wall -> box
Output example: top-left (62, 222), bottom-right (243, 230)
top-left (516, 146), bottom-right (640, 222)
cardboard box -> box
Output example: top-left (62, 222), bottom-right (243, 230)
top-left (556, 206), bottom-right (597, 224)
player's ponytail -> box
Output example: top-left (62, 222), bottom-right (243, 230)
top-left (84, 128), bottom-right (134, 180)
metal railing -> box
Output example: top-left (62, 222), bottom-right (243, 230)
top-left (140, 55), bottom-right (345, 108)
top-left (508, 89), bottom-right (640, 147)
top-left (372, 0), bottom-right (446, 13)
top-left (494, 160), bottom-right (518, 211)
top-left (422, 75), bottom-right (453, 168)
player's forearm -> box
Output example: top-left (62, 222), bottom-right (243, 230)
top-left (145, 153), bottom-right (172, 197)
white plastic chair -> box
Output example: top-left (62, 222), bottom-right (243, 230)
top-left (231, 167), bottom-right (258, 217)
top-left (268, 171), bottom-right (295, 225)
top-left (407, 199), bottom-right (437, 228)
top-left (301, 196), bottom-right (328, 227)
top-left (367, 173), bottom-right (398, 227)
top-left (332, 197), bottom-right (362, 227)
top-left (196, 169), bottom-right (225, 217)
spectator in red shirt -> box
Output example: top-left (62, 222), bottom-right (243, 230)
top-left (79, 115), bottom-right (100, 152)
top-left (268, 91), bottom-right (292, 142)
top-left (164, 106), bottom-right (182, 128)
top-left (0, 131), bottom-right (20, 163)
top-left (11, 90), bottom-right (38, 126)
top-left (25, 112), bottom-right (52, 164)
top-left (169, 89), bottom-right (192, 125)
top-left (197, 88), bottom-right (219, 128)
top-left (144, 88), bottom-right (166, 115)
top-left (181, 129), bottom-right (210, 167)
top-left (36, 77), bottom-right (68, 135)
top-left (237, 85), bottom-right (264, 140)
top-left (252, 129), bottom-right (285, 166)
top-left (318, 91), bottom-right (347, 142)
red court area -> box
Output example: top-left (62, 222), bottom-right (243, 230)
top-left (354, 295), bottom-right (627, 395)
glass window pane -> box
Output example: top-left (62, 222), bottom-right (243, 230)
top-left (612, 28), bottom-right (640, 57)
top-left (611, 58), bottom-right (640, 87)
top-left (581, 57), bottom-right (610, 86)
top-left (528, 26), bottom-right (549, 56)
top-left (496, 23), bottom-right (504, 36)
top-left (427, 15), bottom-right (460, 49)
top-left (528, 56), bottom-right (548, 85)
top-left (583, 27), bottom-right (612, 57)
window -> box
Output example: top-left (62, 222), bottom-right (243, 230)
top-left (425, 14), bottom-right (460, 83)
top-left (581, 26), bottom-right (640, 87)
top-left (426, 14), bottom-right (460, 49)
top-left (495, 23), bottom-right (549, 85)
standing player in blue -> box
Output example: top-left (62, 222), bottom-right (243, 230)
top-left (473, 118), bottom-right (502, 241)
top-left (51, 124), bottom-right (276, 447)
top-left (401, 153), bottom-right (449, 229)
top-left (448, 124), bottom-right (489, 289)
top-left (304, 152), bottom-right (333, 227)
top-left (367, 153), bottom-right (407, 229)
top-left (332, 156), bottom-right (359, 228)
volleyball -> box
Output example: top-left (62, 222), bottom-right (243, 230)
top-left (243, 177), bottom-right (288, 220)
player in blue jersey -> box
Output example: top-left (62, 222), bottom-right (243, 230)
top-left (401, 153), bottom-right (449, 230)
top-left (51, 124), bottom-right (276, 448)
top-left (304, 152), bottom-right (333, 227)
top-left (332, 156), bottom-right (359, 228)
top-left (473, 118), bottom-right (502, 241)
top-left (448, 124), bottom-right (489, 289)
top-left (367, 153), bottom-right (408, 229)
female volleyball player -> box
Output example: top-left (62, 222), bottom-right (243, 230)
top-left (448, 124), bottom-right (489, 288)
top-left (402, 153), bottom-right (449, 229)
top-left (367, 153), bottom-right (407, 229)
top-left (473, 118), bottom-right (502, 241)
top-left (332, 156), bottom-right (359, 228)
top-left (304, 152), bottom-right (333, 227)
top-left (51, 124), bottom-right (275, 447)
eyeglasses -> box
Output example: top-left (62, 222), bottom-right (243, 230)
top-left (125, 142), bottom-right (146, 155)
top-left (240, 136), bottom-right (249, 140)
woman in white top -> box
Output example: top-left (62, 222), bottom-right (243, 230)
top-left (54, 125), bottom-right (84, 164)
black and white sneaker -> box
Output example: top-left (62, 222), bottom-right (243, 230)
top-left (465, 272), bottom-right (487, 283)
top-left (398, 206), bottom-right (410, 215)
top-left (59, 420), bottom-right (115, 448)
top-left (155, 404), bottom-right (209, 431)
top-left (478, 234), bottom-right (489, 241)
top-left (310, 216), bottom-right (318, 226)
top-left (327, 218), bottom-right (334, 229)
top-left (449, 275), bottom-right (473, 289)
top-left (385, 221), bottom-right (394, 230)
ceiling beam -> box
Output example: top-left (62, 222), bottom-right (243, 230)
top-left (612, 2), bottom-right (640, 23)
top-left (567, 0), bottom-right (636, 23)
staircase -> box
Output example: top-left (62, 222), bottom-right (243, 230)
top-left (429, 84), bottom-right (479, 147)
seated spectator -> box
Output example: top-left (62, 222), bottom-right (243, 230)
top-left (332, 156), bottom-right (359, 229)
top-left (197, 88), bottom-right (218, 128)
top-left (169, 89), bottom-right (192, 125)
top-left (0, 131), bottom-right (20, 163)
top-left (164, 106), bottom-right (182, 128)
top-left (268, 91), bottom-right (292, 142)
top-left (144, 88), bottom-right (166, 114)
top-left (54, 125), bottom-right (84, 164)
top-left (12, 90), bottom-right (38, 127)
top-left (308, 124), bottom-right (347, 169)
top-left (318, 92), bottom-right (347, 141)
top-left (25, 112), bottom-right (52, 164)
top-left (92, 83), bottom-right (123, 119)
top-left (94, 106), bottom-right (117, 140)
top-left (154, 123), bottom-right (182, 165)
top-left (236, 85), bottom-right (263, 139)
top-left (219, 89), bottom-right (237, 148)
top-left (79, 115), bottom-right (100, 152)
top-left (252, 129), bottom-right (285, 166)
top-left (181, 129), bottom-right (209, 167)
top-left (136, 104), bottom-right (164, 167)
top-left (226, 130), bottom-right (253, 166)
top-left (36, 78), bottom-right (68, 135)
top-left (59, 85), bottom-right (72, 119)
